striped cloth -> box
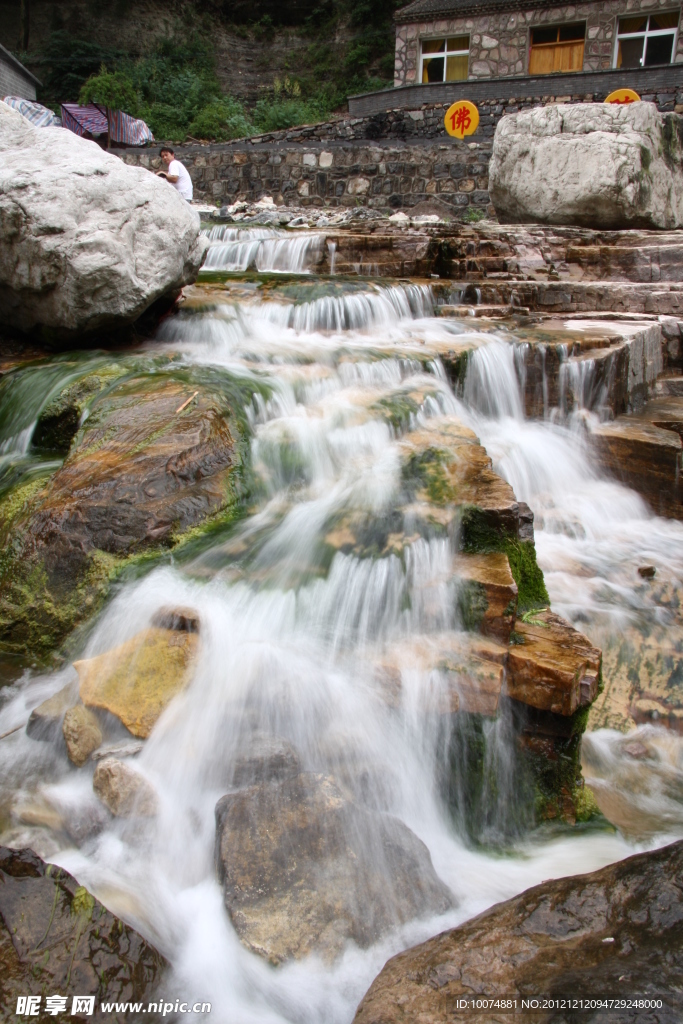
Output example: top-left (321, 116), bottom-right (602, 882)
top-left (3, 96), bottom-right (61, 127)
top-left (61, 103), bottom-right (108, 137)
top-left (107, 108), bottom-right (154, 146)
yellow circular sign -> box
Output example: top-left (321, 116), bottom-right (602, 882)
top-left (605, 88), bottom-right (641, 104)
top-left (445, 100), bottom-right (479, 139)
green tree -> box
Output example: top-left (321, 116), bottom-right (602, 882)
top-left (78, 66), bottom-right (142, 117)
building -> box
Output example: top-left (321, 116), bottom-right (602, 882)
top-left (393, 0), bottom-right (683, 86)
top-left (0, 42), bottom-right (40, 100)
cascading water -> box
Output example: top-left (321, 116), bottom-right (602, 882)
top-left (202, 226), bottom-right (325, 274)
top-left (1, 237), bottom-right (681, 1023)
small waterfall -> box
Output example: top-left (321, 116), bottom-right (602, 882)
top-left (255, 284), bottom-right (434, 333)
top-left (327, 240), bottom-right (337, 276)
top-left (202, 230), bottom-right (325, 273)
top-left (462, 340), bottom-right (525, 420)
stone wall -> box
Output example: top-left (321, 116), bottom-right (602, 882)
top-left (120, 140), bottom-right (494, 216)
top-left (394, 0), bottom-right (683, 85)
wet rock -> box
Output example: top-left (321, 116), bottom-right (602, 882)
top-left (92, 740), bottom-right (145, 761)
top-left (376, 633), bottom-right (507, 717)
top-left (0, 846), bottom-right (166, 1014)
top-left (26, 681), bottom-right (78, 740)
top-left (591, 413), bottom-right (683, 520)
top-left (638, 565), bottom-right (657, 579)
top-left (214, 772), bottom-right (453, 964)
top-left (505, 609), bottom-right (602, 716)
top-left (353, 839), bottom-right (683, 1024)
top-left (0, 372), bottom-right (244, 661)
top-left (93, 758), bottom-right (158, 817)
top-left (490, 103), bottom-right (683, 229)
top-left (0, 101), bottom-right (207, 340)
top-left (150, 605), bottom-right (201, 633)
top-left (232, 735), bottom-right (301, 787)
top-left (76, 628), bottom-right (199, 738)
top-left (62, 704), bottom-right (103, 766)
top-left (582, 727), bottom-right (683, 838)
top-left (455, 552), bottom-right (518, 643)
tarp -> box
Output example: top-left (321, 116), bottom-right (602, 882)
top-left (107, 108), bottom-right (154, 146)
top-left (3, 96), bottom-right (60, 127)
top-left (60, 103), bottom-right (153, 146)
top-left (61, 103), bottom-right (108, 137)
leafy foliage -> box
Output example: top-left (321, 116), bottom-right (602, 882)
top-left (26, 0), bottom-right (403, 141)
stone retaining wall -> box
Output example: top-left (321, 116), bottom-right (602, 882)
top-left (120, 140), bottom-right (494, 216)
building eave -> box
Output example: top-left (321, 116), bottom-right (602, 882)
top-left (395, 0), bottom-right (563, 25)
top-left (0, 43), bottom-right (42, 88)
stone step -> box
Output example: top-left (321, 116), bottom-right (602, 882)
top-left (590, 401), bottom-right (683, 520)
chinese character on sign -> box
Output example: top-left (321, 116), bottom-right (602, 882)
top-left (605, 88), bottom-right (641, 104)
top-left (444, 100), bottom-right (479, 139)
top-left (16, 997), bottom-right (41, 1016)
top-left (45, 995), bottom-right (68, 1016)
top-left (71, 996), bottom-right (95, 1016)
top-left (451, 105), bottom-right (471, 134)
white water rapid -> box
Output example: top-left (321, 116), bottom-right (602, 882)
top-left (1, 256), bottom-right (682, 1023)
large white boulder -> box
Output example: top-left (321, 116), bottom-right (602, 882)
top-left (489, 102), bottom-right (683, 230)
top-left (0, 101), bottom-right (208, 338)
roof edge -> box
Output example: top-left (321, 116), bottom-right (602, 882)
top-left (0, 43), bottom-right (42, 88)
top-left (395, 0), bottom-right (557, 24)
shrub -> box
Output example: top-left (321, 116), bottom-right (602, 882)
top-left (78, 67), bottom-right (142, 117)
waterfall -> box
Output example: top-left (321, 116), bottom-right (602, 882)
top-left (0, 227), bottom-right (678, 1024)
top-left (202, 231), bottom-right (325, 273)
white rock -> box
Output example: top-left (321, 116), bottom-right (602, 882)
top-left (0, 101), bottom-right (208, 337)
top-left (489, 102), bottom-right (683, 230)
top-left (389, 211), bottom-right (410, 223)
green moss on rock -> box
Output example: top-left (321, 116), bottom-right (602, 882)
top-left (460, 505), bottom-right (549, 610)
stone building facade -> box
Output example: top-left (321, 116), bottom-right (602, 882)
top-left (394, 0), bottom-right (683, 85)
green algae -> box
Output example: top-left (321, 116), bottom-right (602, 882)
top-left (460, 504), bottom-right (549, 610)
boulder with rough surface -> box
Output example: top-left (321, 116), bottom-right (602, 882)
top-left (489, 103), bottom-right (683, 229)
top-left (0, 846), bottom-right (166, 1017)
top-left (215, 771), bottom-right (453, 964)
top-left (354, 839), bottom-right (683, 1024)
top-left (0, 101), bottom-right (208, 338)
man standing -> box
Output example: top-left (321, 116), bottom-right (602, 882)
top-left (157, 147), bottom-right (193, 201)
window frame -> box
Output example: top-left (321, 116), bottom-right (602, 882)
top-left (527, 21), bottom-right (587, 75)
top-left (612, 11), bottom-right (680, 69)
top-left (419, 35), bottom-right (470, 83)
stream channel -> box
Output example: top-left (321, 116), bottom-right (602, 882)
top-left (1, 227), bottom-right (683, 1021)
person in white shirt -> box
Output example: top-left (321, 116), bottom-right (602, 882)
top-left (157, 146), bottom-right (193, 201)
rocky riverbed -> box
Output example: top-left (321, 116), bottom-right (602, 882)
top-left (0, 196), bottom-right (682, 1019)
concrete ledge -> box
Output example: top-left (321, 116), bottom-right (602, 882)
top-left (349, 63), bottom-right (683, 116)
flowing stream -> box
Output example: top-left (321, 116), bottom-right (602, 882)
top-left (1, 231), bottom-right (683, 1022)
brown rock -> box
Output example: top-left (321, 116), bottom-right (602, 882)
top-left (0, 372), bottom-right (241, 659)
top-left (376, 633), bottom-right (506, 716)
top-left (0, 847), bottom-right (165, 1017)
top-left (591, 416), bottom-right (683, 520)
top-left (93, 758), bottom-right (158, 817)
top-left (75, 627), bottom-right (198, 738)
top-left (215, 772), bottom-right (453, 965)
top-left (505, 609), bottom-right (601, 716)
top-left (455, 552), bottom-right (518, 642)
top-left (353, 840), bottom-right (683, 1024)
top-left (25, 681), bottom-right (78, 740)
top-left (62, 704), bottom-right (103, 766)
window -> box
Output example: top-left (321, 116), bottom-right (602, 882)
top-left (529, 22), bottom-right (586, 74)
top-left (421, 37), bottom-right (469, 83)
top-left (615, 11), bottom-right (679, 68)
